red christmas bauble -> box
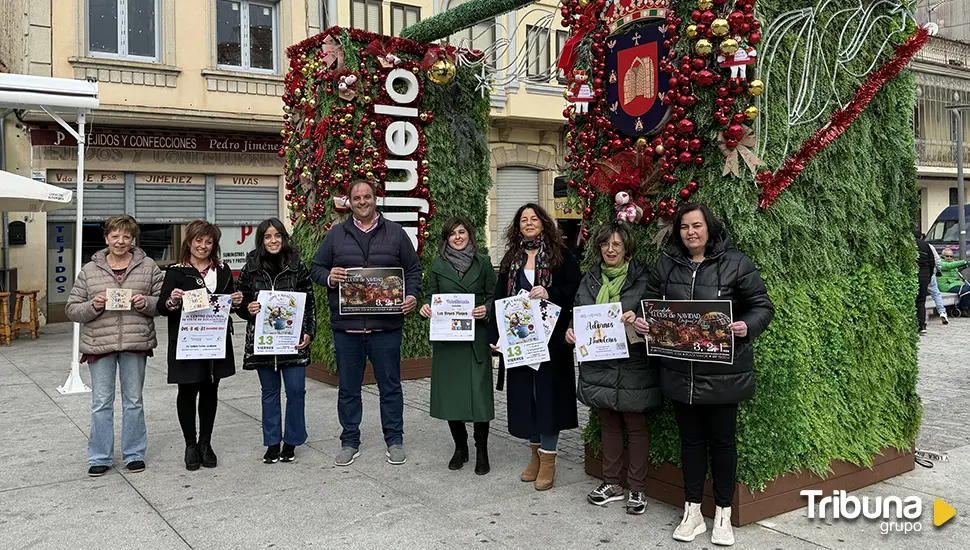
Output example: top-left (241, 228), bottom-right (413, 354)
top-left (679, 188), bottom-right (692, 199)
top-left (700, 10), bottom-right (716, 25)
top-left (689, 138), bottom-right (703, 151)
top-left (748, 32), bottom-right (761, 45)
top-left (679, 151), bottom-right (693, 164)
top-left (732, 113), bottom-right (746, 124)
top-left (677, 119), bottom-right (696, 135)
top-left (688, 180), bottom-right (699, 191)
top-left (716, 87), bottom-right (730, 98)
top-left (696, 70), bottom-right (716, 87)
top-left (692, 58), bottom-right (706, 70)
top-left (728, 11), bottom-right (745, 29)
top-left (344, 139), bottom-right (355, 148)
top-left (691, 10), bottom-right (702, 22)
top-left (726, 138), bottom-right (739, 148)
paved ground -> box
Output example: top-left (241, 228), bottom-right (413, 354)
top-left (0, 315), bottom-right (967, 549)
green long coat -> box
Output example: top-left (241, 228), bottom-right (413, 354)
top-left (424, 253), bottom-right (497, 422)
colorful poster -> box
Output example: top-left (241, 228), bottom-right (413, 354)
top-left (253, 291), bottom-right (307, 355)
top-left (176, 294), bottom-right (232, 360)
top-left (517, 290), bottom-right (561, 369)
top-left (641, 300), bottom-right (734, 364)
top-left (105, 288), bottom-right (132, 311)
top-left (339, 267), bottom-right (406, 314)
top-left (182, 288), bottom-right (210, 313)
top-left (573, 302), bottom-right (630, 362)
top-left (495, 295), bottom-right (549, 369)
top-left (430, 293), bottom-right (475, 342)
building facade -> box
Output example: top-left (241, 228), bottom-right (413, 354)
top-left (0, 0), bottom-right (574, 323)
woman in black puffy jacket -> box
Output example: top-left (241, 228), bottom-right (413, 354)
top-left (236, 218), bottom-right (316, 464)
top-left (634, 203), bottom-right (773, 546)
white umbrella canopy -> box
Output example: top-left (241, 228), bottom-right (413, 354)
top-left (0, 169), bottom-right (73, 212)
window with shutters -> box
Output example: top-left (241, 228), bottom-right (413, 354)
top-left (555, 30), bottom-right (568, 84)
top-left (216, 0), bottom-right (278, 74)
top-left (493, 167), bottom-right (540, 263)
top-left (351, 0), bottom-right (383, 34)
top-left (390, 4), bottom-right (420, 37)
top-left (526, 25), bottom-right (550, 79)
top-left (87, 0), bottom-right (160, 61)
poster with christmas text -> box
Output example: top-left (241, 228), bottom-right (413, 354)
top-left (641, 300), bottom-right (734, 364)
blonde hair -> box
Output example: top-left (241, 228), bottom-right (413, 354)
top-left (103, 214), bottom-right (140, 242)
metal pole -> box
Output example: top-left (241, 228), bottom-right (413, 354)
top-left (0, 109), bottom-right (11, 293)
top-left (956, 109), bottom-right (967, 261)
top-left (58, 109), bottom-right (89, 395)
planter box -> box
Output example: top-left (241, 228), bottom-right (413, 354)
top-left (307, 356), bottom-right (432, 386)
top-left (584, 444), bottom-right (914, 526)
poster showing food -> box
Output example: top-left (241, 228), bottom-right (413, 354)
top-left (495, 295), bottom-right (549, 369)
top-left (641, 300), bottom-right (734, 364)
top-left (254, 291), bottom-right (307, 355)
top-left (338, 268), bottom-right (406, 314)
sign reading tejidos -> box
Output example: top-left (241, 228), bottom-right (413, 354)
top-left (29, 128), bottom-right (280, 154)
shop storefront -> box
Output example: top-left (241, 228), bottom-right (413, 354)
top-left (28, 127), bottom-right (282, 321)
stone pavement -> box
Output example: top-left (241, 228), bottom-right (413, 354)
top-left (0, 316), bottom-right (967, 549)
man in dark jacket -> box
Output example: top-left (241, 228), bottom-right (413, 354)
top-left (311, 180), bottom-right (422, 466)
top-left (915, 231), bottom-right (934, 334)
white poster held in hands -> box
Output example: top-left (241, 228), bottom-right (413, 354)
top-left (254, 291), bottom-right (307, 355)
top-left (430, 293), bottom-right (475, 342)
top-left (176, 294), bottom-right (232, 360)
top-left (573, 302), bottom-right (630, 363)
top-left (495, 295), bottom-right (549, 369)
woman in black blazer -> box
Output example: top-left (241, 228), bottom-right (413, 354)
top-left (489, 203), bottom-right (581, 492)
top-left (158, 220), bottom-right (242, 471)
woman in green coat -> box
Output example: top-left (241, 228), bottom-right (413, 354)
top-left (420, 216), bottom-right (497, 475)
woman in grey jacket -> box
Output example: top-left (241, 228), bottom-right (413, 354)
top-left (66, 215), bottom-right (163, 478)
top-left (566, 220), bottom-right (660, 515)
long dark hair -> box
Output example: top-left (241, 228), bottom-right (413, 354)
top-left (438, 216), bottom-right (477, 256)
top-left (672, 202), bottom-right (725, 257)
top-left (500, 203), bottom-right (565, 271)
top-left (179, 220), bottom-right (222, 265)
top-left (254, 218), bottom-right (295, 271)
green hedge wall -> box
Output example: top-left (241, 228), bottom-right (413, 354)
top-left (576, 0), bottom-right (922, 490)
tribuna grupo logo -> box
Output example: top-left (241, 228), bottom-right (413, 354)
top-left (802, 490), bottom-right (957, 535)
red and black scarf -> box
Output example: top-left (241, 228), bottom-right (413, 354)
top-left (506, 237), bottom-right (552, 294)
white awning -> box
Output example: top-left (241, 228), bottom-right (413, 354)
top-left (0, 169), bottom-right (73, 212)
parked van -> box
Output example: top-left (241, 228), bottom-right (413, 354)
top-left (925, 204), bottom-right (970, 255)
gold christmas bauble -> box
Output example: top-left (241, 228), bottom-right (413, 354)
top-left (744, 106), bottom-right (759, 120)
top-left (747, 79), bottom-right (765, 97)
top-left (720, 38), bottom-right (739, 55)
top-left (428, 58), bottom-right (457, 85)
top-left (695, 39), bottom-right (713, 56)
top-left (711, 19), bottom-right (729, 36)
top-left (366, 171), bottom-right (375, 180)
top-left (686, 25), bottom-right (699, 39)
top-left (636, 137), bottom-right (648, 149)
top-left (698, 0), bottom-right (713, 9)
top-left (334, 173), bottom-right (343, 181)
top-left (579, 0), bottom-right (590, 6)
top-left (655, 144), bottom-right (665, 155)
top-left (419, 112), bottom-right (428, 121)
top-left (412, 67), bottom-right (421, 74)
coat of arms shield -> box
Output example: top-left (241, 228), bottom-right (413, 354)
top-left (606, 23), bottom-right (671, 137)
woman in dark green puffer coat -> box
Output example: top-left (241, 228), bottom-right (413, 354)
top-left (566, 220), bottom-right (660, 515)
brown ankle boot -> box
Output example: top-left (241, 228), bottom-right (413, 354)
top-left (535, 449), bottom-right (557, 491)
top-left (521, 444), bottom-right (541, 482)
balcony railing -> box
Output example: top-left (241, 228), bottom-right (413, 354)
top-left (915, 138), bottom-right (970, 167)
top-left (913, 36), bottom-right (970, 69)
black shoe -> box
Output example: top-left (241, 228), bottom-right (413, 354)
top-left (185, 444), bottom-right (201, 471)
top-left (448, 444), bottom-right (469, 470)
top-left (199, 442), bottom-right (218, 468)
top-left (263, 443), bottom-right (281, 464)
top-left (88, 465), bottom-right (110, 477)
top-left (280, 444), bottom-right (296, 463)
top-left (475, 445), bottom-right (490, 475)
top-left (125, 460), bottom-right (146, 473)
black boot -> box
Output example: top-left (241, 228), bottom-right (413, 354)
top-left (198, 438), bottom-right (218, 468)
top-left (185, 442), bottom-right (201, 471)
top-left (474, 422), bottom-right (490, 475)
top-left (448, 421), bottom-right (469, 470)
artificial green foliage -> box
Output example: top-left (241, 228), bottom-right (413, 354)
top-left (577, 0), bottom-right (922, 490)
top-left (287, 31), bottom-right (492, 372)
top-left (400, 0), bottom-right (537, 43)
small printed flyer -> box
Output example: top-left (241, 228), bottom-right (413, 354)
top-left (339, 267), bottom-right (406, 314)
top-left (106, 288), bottom-right (132, 311)
top-left (176, 294), bottom-right (232, 360)
top-left (573, 302), bottom-right (630, 362)
top-left (495, 295), bottom-right (549, 369)
top-left (641, 300), bottom-right (734, 364)
top-left (429, 293), bottom-right (475, 342)
top-left (182, 288), bottom-right (211, 313)
top-left (253, 291), bottom-right (307, 355)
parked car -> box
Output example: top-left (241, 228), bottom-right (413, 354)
top-left (925, 204), bottom-right (970, 255)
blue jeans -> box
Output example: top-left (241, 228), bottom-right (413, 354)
top-left (88, 353), bottom-right (147, 466)
top-left (256, 367), bottom-right (308, 447)
top-left (928, 276), bottom-right (946, 316)
top-left (332, 329), bottom-right (404, 448)
top-left (948, 284), bottom-right (970, 310)
top-left (530, 432), bottom-right (560, 452)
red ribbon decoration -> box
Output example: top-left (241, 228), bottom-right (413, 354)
top-left (758, 26), bottom-right (929, 208)
top-left (421, 45), bottom-right (459, 70)
top-left (557, 4), bottom-right (600, 74)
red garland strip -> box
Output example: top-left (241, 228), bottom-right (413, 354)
top-left (757, 26), bottom-right (929, 208)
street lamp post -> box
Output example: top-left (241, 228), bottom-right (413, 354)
top-left (947, 105), bottom-right (969, 261)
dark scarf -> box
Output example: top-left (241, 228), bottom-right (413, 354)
top-left (507, 236), bottom-right (552, 294)
top-left (442, 244), bottom-right (476, 278)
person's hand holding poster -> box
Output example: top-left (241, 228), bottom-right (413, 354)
top-left (641, 300), bottom-right (734, 364)
top-left (495, 295), bottom-right (549, 369)
top-left (254, 291), bottom-right (307, 355)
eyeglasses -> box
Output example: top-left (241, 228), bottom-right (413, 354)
top-left (599, 242), bottom-right (624, 251)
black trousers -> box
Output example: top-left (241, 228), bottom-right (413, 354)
top-left (448, 420), bottom-right (489, 447)
top-left (177, 380), bottom-right (220, 445)
top-left (917, 275), bottom-right (931, 330)
top-left (673, 400), bottom-right (738, 508)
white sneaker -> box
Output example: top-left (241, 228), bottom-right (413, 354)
top-left (672, 502), bottom-right (706, 542)
top-left (711, 506), bottom-right (735, 546)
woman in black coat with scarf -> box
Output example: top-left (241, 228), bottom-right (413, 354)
top-left (489, 203), bottom-right (581, 492)
top-left (158, 220), bottom-right (242, 471)
top-left (635, 203), bottom-right (773, 546)
top-left (236, 218), bottom-right (316, 465)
